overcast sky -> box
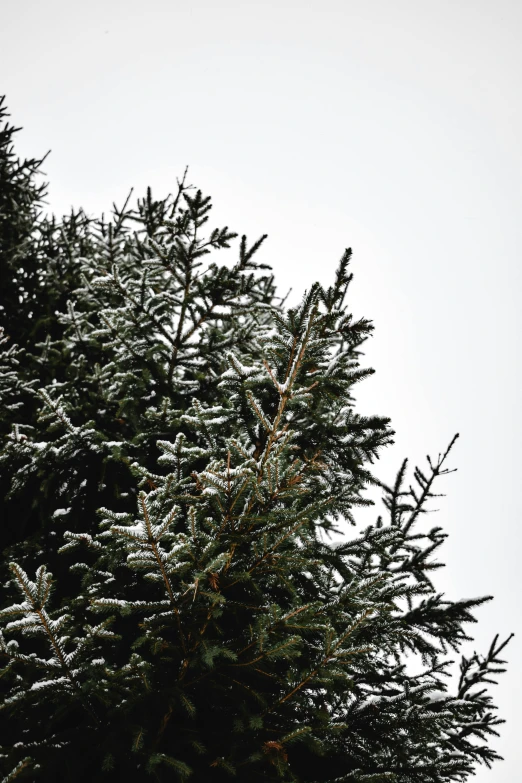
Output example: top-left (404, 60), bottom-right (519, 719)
top-left (2, 0), bottom-right (520, 777)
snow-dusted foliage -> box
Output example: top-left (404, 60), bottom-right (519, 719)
top-left (0, 97), bottom-right (512, 782)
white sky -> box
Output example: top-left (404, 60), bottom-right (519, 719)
top-left (3, 0), bottom-right (520, 777)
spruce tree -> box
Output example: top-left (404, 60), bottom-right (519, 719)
top-left (0, 94), bottom-right (46, 350)
top-left (0, 97), bottom-right (94, 544)
top-left (0, 97), bottom-right (512, 782)
top-left (0, 95), bottom-right (93, 358)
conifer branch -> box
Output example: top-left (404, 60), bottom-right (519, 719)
top-left (0, 113), bottom-right (511, 779)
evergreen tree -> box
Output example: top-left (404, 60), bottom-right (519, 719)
top-left (0, 98), bottom-right (512, 782)
top-left (0, 97), bottom-right (94, 543)
top-left (0, 94), bottom-right (47, 349)
top-left (0, 96), bottom-right (92, 357)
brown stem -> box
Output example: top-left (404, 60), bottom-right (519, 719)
top-left (139, 495), bottom-right (188, 660)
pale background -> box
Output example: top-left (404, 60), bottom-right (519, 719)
top-left (2, 0), bottom-right (520, 778)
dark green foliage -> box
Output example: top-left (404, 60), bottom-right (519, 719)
top-left (0, 96), bottom-right (93, 360)
top-left (0, 97), bottom-right (512, 782)
top-left (0, 94), bottom-right (47, 349)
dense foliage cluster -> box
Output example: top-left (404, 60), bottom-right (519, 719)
top-left (0, 97), bottom-right (512, 782)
